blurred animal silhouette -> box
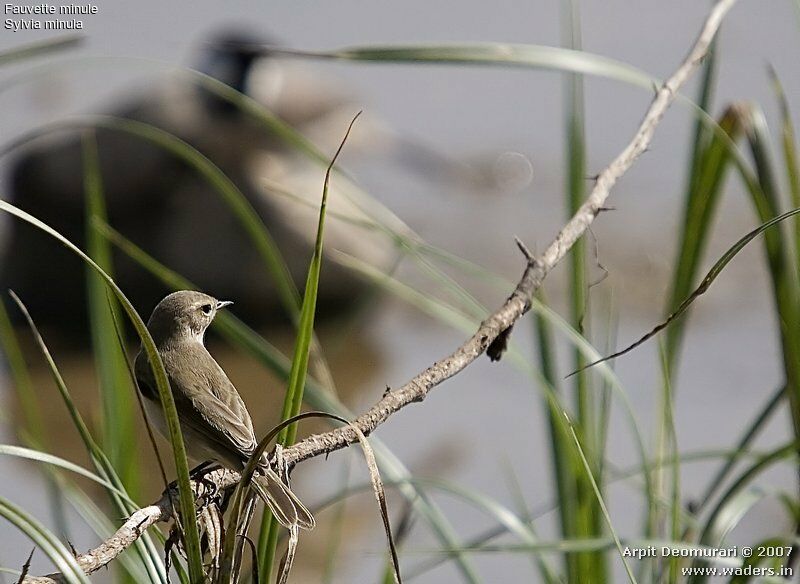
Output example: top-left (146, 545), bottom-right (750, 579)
top-left (2, 30), bottom-right (412, 336)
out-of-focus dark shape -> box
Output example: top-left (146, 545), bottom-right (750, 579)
top-left (2, 30), bottom-right (413, 337)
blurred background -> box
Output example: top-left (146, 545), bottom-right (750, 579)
top-left (1, 1), bottom-right (799, 582)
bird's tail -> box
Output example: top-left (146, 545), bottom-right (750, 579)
top-left (251, 467), bottom-right (315, 530)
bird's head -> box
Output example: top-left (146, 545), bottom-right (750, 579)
top-left (146, 290), bottom-right (232, 344)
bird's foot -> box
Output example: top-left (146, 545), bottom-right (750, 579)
top-left (269, 444), bottom-right (290, 483)
top-left (189, 460), bottom-right (214, 479)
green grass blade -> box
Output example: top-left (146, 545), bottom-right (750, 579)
top-left (272, 111), bottom-right (359, 447)
top-left (83, 132), bottom-right (140, 500)
top-left (258, 113), bottom-right (359, 583)
top-left (742, 106), bottom-right (784, 222)
top-left (564, 416), bottom-right (637, 584)
top-left (502, 462), bottom-right (561, 583)
top-left (9, 291), bottom-right (106, 464)
top-left (684, 40), bottom-right (718, 204)
top-left (0, 296), bottom-right (70, 539)
top-left (0, 299), bottom-right (45, 447)
top-left (0, 445), bottom-right (132, 500)
top-left (690, 442), bottom-right (798, 584)
top-left (0, 566), bottom-right (22, 579)
top-left (270, 43), bottom-right (652, 89)
top-left (560, 2), bottom-right (604, 580)
top-left (740, 104), bottom-right (800, 429)
top-left (0, 200), bottom-right (200, 582)
top-left (664, 104), bottom-right (742, 367)
top-left (655, 346), bottom-right (681, 584)
top-left (0, 494), bottom-right (88, 583)
top-left (738, 104), bottom-right (800, 566)
top-left (694, 385), bottom-right (785, 512)
top-left (594, 304), bottom-right (618, 486)
top-left (534, 290), bottom-right (577, 582)
top-left (105, 293), bottom-right (173, 495)
top-left (406, 477), bottom-right (549, 549)
top-left (0, 35), bottom-right (82, 66)
top-left (658, 51), bottom-right (720, 540)
top-left (768, 67), bottom-right (800, 269)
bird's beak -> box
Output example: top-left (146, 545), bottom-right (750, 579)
top-left (216, 300), bottom-right (233, 309)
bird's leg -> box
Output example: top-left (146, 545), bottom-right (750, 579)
top-left (189, 459), bottom-right (214, 478)
top-left (231, 495), bottom-right (258, 581)
top-left (163, 460), bottom-right (215, 497)
top-left (164, 524), bottom-right (183, 583)
top-left (190, 461), bottom-right (223, 507)
top-left (271, 444), bottom-right (290, 484)
top-left (199, 503), bottom-right (224, 576)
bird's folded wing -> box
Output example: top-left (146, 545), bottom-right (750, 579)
top-left (136, 351), bottom-right (259, 463)
top-left (170, 366), bottom-right (260, 458)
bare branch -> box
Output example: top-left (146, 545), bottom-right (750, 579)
top-left (278, 0), bottom-right (738, 468)
top-left (23, 1), bottom-right (736, 580)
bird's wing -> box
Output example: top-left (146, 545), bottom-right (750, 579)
top-left (137, 344), bottom-right (260, 463)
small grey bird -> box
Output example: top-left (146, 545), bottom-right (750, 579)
top-left (134, 290), bottom-right (314, 530)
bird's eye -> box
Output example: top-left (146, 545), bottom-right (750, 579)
top-left (201, 304), bottom-right (213, 315)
